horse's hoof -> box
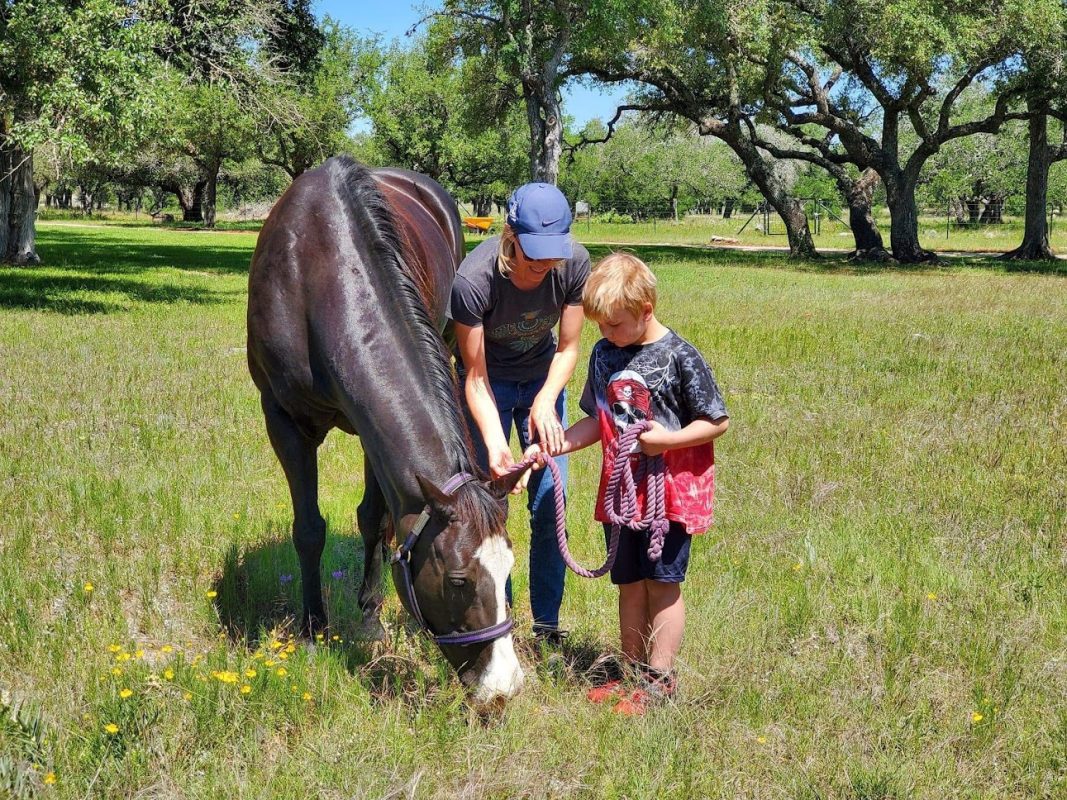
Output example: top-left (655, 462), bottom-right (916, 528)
top-left (356, 617), bottom-right (386, 642)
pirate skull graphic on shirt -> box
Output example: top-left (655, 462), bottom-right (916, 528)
top-left (606, 370), bottom-right (653, 436)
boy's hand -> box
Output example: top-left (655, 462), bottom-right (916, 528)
top-left (521, 443), bottom-right (546, 470)
top-left (637, 421), bottom-right (672, 456)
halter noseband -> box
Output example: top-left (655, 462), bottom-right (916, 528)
top-left (390, 472), bottom-right (515, 647)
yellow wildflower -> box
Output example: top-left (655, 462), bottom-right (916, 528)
top-left (278, 652), bottom-right (289, 660)
top-left (134, 650), bottom-right (144, 660)
top-left (83, 583), bottom-right (94, 594)
top-left (302, 692), bottom-right (312, 701)
top-left (240, 685), bottom-right (252, 695)
top-left (115, 653), bottom-right (131, 663)
top-left (244, 669), bottom-right (257, 678)
top-left (270, 640), bottom-right (283, 650)
top-left (756, 735), bottom-right (767, 744)
top-left (213, 671), bottom-right (239, 684)
top-left (972, 712), bottom-right (984, 723)
top-left (276, 667), bottom-right (288, 678)
top-left (284, 643), bottom-right (296, 654)
top-left (107, 645), bottom-right (122, 653)
top-left (44, 772), bottom-right (57, 785)
top-left (161, 645), bottom-right (173, 653)
top-left (183, 692), bottom-right (193, 701)
top-left (163, 669), bottom-right (175, 681)
top-left (104, 723), bottom-right (119, 735)
top-left (119, 689), bottom-right (133, 699)
top-left (205, 590), bottom-right (217, 599)
top-left (927, 592), bottom-right (938, 601)
top-left (792, 562), bottom-right (803, 572)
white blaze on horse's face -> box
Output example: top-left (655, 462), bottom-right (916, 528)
top-left (471, 534), bottom-right (523, 703)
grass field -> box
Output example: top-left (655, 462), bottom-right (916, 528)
top-left (1, 222), bottom-right (1065, 798)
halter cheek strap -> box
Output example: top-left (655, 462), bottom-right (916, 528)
top-left (391, 472), bottom-right (515, 647)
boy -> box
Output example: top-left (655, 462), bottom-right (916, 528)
top-left (526, 252), bottom-right (728, 715)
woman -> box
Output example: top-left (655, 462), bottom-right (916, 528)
top-left (450, 183), bottom-right (590, 641)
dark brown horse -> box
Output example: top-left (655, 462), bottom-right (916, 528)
top-left (247, 156), bottom-right (525, 702)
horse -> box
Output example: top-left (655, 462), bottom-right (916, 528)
top-left (246, 156), bottom-right (526, 703)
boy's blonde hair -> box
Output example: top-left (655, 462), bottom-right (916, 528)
top-left (582, 252), bottom-right (657, 321)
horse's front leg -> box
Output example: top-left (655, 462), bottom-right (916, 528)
top-left (262, 395), bottom-right (328, 635)
top-left (356, 458), bottom-right (389, 640)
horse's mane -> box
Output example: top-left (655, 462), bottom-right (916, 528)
top-left (329, 157), bottom-right (490, 512)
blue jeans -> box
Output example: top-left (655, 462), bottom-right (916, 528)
top-left (461, 376), bottom-right (568, 631)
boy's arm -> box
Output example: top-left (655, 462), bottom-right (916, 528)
top-left (523, 415), bottom-right (601, 464)
top-left (638, 416), bottom-right (729, 457)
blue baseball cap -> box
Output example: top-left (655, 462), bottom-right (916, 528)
top-left (506, 183), bottom-right (573, 260)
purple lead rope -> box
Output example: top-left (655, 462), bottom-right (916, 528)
top-left (507, 420), bottom-right (668, 578)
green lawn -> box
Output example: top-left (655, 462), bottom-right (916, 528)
top-left (1, 222), bottom-right (1064, 798)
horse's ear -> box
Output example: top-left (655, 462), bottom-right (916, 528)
top-left (415, 474), bottom-right (458, 517)
top-left (487, 467), bottom-right (528, 500)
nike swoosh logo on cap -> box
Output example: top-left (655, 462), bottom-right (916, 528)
top-left (541, 217), bottom-right (563, 227)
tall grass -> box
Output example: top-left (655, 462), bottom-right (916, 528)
top-left (0, 222), bottom-right (1064, 798)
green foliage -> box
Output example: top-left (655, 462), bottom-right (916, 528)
top-left (0, 0), bottom-right (165, 159)
top-left (359, 33), bottom-right (528, 200)
top-left (560, 118), bottom-right (757, 212)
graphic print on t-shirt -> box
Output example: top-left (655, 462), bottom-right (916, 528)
top-left (606, 370), bottom-right (651, 450)
top-left (487, 309), bottom-right (560, 354)
top-left (582, 332), bottom-right (728, 535)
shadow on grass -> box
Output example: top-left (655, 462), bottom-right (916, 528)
top-left (0, 267), bottom-right (237, 313)
top-left (467, 238), bottom-right (1067, 275)
top-left (212, 528), bottom-right (619, 704)
top-left (35, 226), bottom-right (255, 275)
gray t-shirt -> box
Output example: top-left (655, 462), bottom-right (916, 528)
top-left (449, 236), bottom-right (591, 382)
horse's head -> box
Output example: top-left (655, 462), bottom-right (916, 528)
top-left (393, 470), bottom-right (528, 705)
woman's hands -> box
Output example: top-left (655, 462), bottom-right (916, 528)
top-left (529, 394), bottom-right (566, 456)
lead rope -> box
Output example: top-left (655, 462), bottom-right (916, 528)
top-left (505, 420), bottom-right (669, 578)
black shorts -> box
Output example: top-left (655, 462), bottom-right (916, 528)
top-left (603, 521), bottom-right (691, 585)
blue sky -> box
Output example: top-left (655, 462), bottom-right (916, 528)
top-left (314, 1), bottom-right (628, 129)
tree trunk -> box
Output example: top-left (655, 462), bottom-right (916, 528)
top-left (839, 168), bottom-right (889, 260)
top-left (473, 195), bottom-right (492, 216)
top-left (524, 87), bottom-right (563, 184)
top-left (885, 173), bottom-right (935, 263)
top-left (1002, 110), bottom-right (1057, 260)
top-left (168, 179), bottom-right (206, 223)
top-left (203, 166), bottom-right (219, 228)
top-left (721, 197), bottom-right (734, 219)
top-left (0, 141), bottom-right (40, 265)
top-left (709, 120), bottom-right (818, 258)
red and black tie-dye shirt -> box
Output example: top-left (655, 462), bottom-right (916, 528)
top-left (579, 331), bottom-right (728, 534)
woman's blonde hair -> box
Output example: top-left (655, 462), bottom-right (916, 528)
top-left (496, 225), bottom-right (519, 276)
top-left (582, 252), bottom-right (657, 321)
top-left (496, 224), bottom-right (570, 276)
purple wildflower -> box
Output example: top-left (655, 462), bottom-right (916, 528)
top-left (331, 569), bottom-right (346, 580)
top-left (279, 573), bottom-right (293, 585)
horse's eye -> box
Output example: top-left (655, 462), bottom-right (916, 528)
top-left (448, 574), bottom-right (467, 587)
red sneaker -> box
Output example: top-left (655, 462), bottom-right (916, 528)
top-left (612, 689), bottom-right (649, 716)
top-left (586, 680), bottom-right (625, 704)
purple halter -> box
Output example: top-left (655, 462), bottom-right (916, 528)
top-left (390, 472), bottom-right (515, 647)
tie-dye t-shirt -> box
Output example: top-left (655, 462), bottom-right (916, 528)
top-left (579, 331), bottom-right (728, 534)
